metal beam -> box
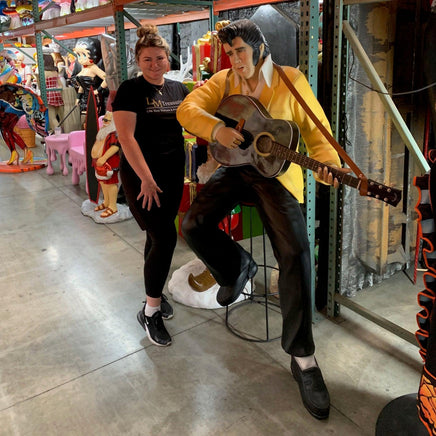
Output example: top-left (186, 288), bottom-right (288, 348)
top-left (326, 0), bottom-right (346, 318)
top-left (41, 31), bottom-right (76, 56)
top-left (299, 0), bottom-right (319, 318)
top-left (343, 20), bottom-right (429, 174)
top-left (334, 293), bottom-right (417, 346)
top-left (344, 0), bottom-right (392, 4)
top-left (114, 10), bottom-right (128, 83)
top-left (32, 0), bottom-right (47, 106)
top-left (209, 2), bottom-right (217, 30)
top-left (3, 42), bottom-right (35, 62)
top-left (123, 9), bottom-right (141, 27)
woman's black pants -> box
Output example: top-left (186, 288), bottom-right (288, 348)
top-left (120, 152), bottom-right (184, 299)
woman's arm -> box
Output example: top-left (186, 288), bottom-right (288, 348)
top-left (113, 110), bottom-right (162, 210)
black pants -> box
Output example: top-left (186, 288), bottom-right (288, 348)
top-left (182, 166), bottom-right (315, 356)
top-left (120, 151), bottom-right (184, 299)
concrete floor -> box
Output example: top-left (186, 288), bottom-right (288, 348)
top-left (0, 141), bottom-right (426, 435)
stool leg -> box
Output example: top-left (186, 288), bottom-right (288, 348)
top-left (71, 166), bottom-right (79, 185)
top-left (60, 153), bottom-right (69, 176)
top-left (262, 226), bottom-right (270, 341)
top-left (248, 206), bottom-right (254, 301)
top-left (46, 147), bottom-right (54, 175)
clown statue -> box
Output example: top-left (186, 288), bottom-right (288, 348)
top-left (73, 37), bottom-right (108, 121)
top-left (91, 111), bottom-right (120, 218)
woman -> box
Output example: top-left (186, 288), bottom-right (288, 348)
top-left (112, 25), bottom-right (189, 347)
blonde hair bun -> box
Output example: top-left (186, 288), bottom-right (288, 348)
top-left (134, 23), bottom-right (170, 60)
top-left (137, 24), bottom-right (159, 39)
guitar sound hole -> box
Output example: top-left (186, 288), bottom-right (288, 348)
top-left (257, 135), bottom-right (273, 154)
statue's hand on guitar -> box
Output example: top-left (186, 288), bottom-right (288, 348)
top-left (211, 94), bottom-right (402, 207)
top-left (215, 125), bottom-right (244, 149)
top-left (318, 165), bottom-right (352, 188)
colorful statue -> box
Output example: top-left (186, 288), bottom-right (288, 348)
top-left (0, 51), bottom-right (21, 85)
top-left (0, 83), bottom-right (48, 164)
top-left (91, 111), bottom-right (120, 217)
top-left (415, 154), bottom-right (436, 435)
top-left (13, 51), bottom-right (32, 87)
top-left (73, 37), bottom-right (108, 119)
top-left (65, 51), bottom-right (82, 87)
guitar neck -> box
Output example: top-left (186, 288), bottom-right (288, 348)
top-left (271, 142), bottom-right (360, 189)
top-left (270, 141), bottom-right (401, 207)
top-left (213, 94), bottom-right (401, 207)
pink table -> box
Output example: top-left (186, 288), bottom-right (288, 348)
top-left (45, 133), bottom-right (70, 176)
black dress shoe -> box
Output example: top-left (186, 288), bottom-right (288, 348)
top-left (291, 357), bottom-right (330, 419)
top-left (216, 258), bottom-right (258, 306)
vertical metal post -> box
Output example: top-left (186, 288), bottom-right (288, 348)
top-left (33, 0), bottom-right (47, 106)
top-left (326, 0), bottom-right (346, 317)
top-left (114, 9), bottom-right (128, 83)
top-left (299, 0), bottom-right (319, 317)
top-left (171, 22), bottom-right (181, 70)
top-left (209, 2), bottom-right (217, 30)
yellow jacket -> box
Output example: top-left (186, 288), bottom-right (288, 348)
top-left (176, 66), bottom-right (341, 203)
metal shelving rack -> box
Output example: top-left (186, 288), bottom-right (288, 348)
top-left (0, 0), bottom-right (288, 111)
top-left (0, 0), bottom-right (217, 104)
top-left (325, 0), bottom-right (429, 346)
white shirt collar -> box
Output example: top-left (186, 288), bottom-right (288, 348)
top-left (233, 54), bottom-right (274, 89)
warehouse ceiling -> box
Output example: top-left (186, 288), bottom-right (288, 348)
top-left (42, 1), bottom-right (211, 38)
top-left (0, 0), bottom-right (211, 40)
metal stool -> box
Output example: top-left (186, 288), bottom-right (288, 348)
top-left (225, 204), bottom-right (282, 343)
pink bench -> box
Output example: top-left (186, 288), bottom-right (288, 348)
top-left (46, 117), bottom-right (104, 187)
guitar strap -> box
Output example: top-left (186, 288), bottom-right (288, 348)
top-left (223, 69), bottom-right (232, 99)
top-left (273, 63), bottom-right (368, 195)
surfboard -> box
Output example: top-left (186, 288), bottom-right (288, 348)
top-left (85, 87), bottom-right (100, 203)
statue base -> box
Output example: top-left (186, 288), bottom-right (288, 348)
top-left (376, 393), bottom-right (428, 435)
top-left (81, 199), bottom-right (132, 224)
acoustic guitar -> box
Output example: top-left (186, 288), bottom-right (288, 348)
top-left (210, 94), bottom-right (402, 207)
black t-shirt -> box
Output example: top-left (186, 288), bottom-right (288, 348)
top-left (112, 75), bottom-right (189, 158)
